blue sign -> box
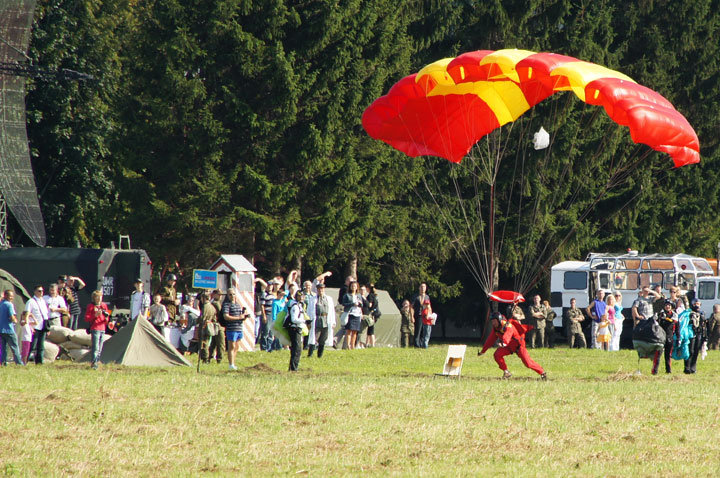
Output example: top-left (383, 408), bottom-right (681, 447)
top-left (192, 269), bottom-right (218, 289)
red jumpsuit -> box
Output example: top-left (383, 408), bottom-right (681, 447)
top-left (481, 319), bottom-right (544, 375)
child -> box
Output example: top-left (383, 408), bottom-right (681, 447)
top-left (596, 315), bottom-right (611, 351)
top-left (20, 314), bottom-right (34, 364)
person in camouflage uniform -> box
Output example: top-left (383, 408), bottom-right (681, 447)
top-left (198, 292), bottom-right (219, 363)
top-left (206, 289), bottom-right (226, 363)
top-left (565, 298), bottom-right (586, 348)
top-left (159, 274), bottom-right (180, 323)
top-left (708, 304), bottom-right (720, 350)
top-left (543, 300), bottom-right (556, 348)
top-left (528, 295), bottom-right (548, 348)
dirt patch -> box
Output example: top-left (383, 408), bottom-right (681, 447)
top-left (243, 362), bottom-right (281, 374)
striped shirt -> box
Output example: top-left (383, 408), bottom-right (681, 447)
top-left (222, 300), bottom-right (245, 332)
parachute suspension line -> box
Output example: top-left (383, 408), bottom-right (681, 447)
top-left (524, 163), bottom-right (671, 293)
top-left (417, 167), bottom-right (487, 290)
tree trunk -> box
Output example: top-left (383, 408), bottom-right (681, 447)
top-left (345, 255), bottom-right (358, 281)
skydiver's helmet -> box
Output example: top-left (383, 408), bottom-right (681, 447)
top-left (166, 273), bottom-right (177, 282)
top-left (490, 311), bottom-right (507, 333)
top-left (691, 298), bottom-right (701, 312)
top-left (663, 299), bottom-right (676, 311)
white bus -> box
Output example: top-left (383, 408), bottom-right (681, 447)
top-left (550, 251), bottom-right (714, 326)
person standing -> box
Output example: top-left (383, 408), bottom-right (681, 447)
top-left (129, 278), bottom-right (151, 320)
top-left (632, 287), bottom-right (655, 327)
top-left (586, 290), bottom-right (607, 349)
top-left (258, 281), bottom-right (276, 352)
top-left (611, 292), bottom-right (624, 351)
top-left (400, 300), bottom-right (414, 347)
top-left (148, 293), bottom-right (169, 334)
top-left (543, 300), bottom-right (556, 348)
top-left (209, 289), bottom-right (227, 362)
top-left (565, 298), bottom-right (586, 348)
top-left (419, 299), bottom-right (436, 348)
top-left (656, 300), bottom-right (678, 374)
top-left (528, 295), bottom-right (548, 349)
top-left (301, 280), bottom-right (317, 352)
top-left (286, 286), bottom-right (305, 371)
top-left (222, 288), bottom-right (248, 371)
top-left (23, 285), bottom-right (50, 364)
top-left (411, 283), bottom-right (431, 347)
top-left (312, 283), bottom-right (335, 358)
top-left (44, 284), bottom-right (68, 329)
top-left (59, 275), bottom-right (85, 330)
top-left (707, 304), bottom-right (720, 350)
top-left (365, 284), bottom-right (380, 348)
top-left (159, 274), bottom-right (180, 323)
top-left (85, 290), bottom-right (110, 369)
top-left (0, 290), bottom-right (23, 366)
top-left (197, 292), bottom-right (217, 363)
top-left (341, 281), bottom-right (363, 350)
top-left (684, 298), bottom-right (707, 374)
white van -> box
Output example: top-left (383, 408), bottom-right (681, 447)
top-left (550, 252), bottom-right (714, 326)
top-left (694, 277), bottom-right (720, 317)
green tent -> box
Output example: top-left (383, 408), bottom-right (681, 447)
top-left (79, 315), bottom-right (190, 366)
top-left (326, 287), bottom-right (401, 347)
top-left (0, 267), bottom-right (31, 313)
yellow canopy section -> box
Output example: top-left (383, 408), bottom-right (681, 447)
top-left (479, 49), bottom-right (536, 82)
top-left (428, 81), bottom-right (530, 126)
top-left (551, 62), bottom-right (636, 101)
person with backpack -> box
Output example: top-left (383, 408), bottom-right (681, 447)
top-left (208, 289), bottom-right (226, 363)
top-left (685, 298), bottom-right (708, 374)
top-left (285, 284), bottom-right (305, 371)
top-left (632, 309), bottom-right (666, 375)
top-left (656, 300), bottom-right (678, 374)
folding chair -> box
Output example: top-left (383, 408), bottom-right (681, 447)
top-left (434, 344), bottom-right (466, 379)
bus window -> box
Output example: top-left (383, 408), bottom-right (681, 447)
top-left (643, 259), bottom-right (674, 270)
top-left (613, 271), bottom-right (639, 290)
top-left (599, 273), bottom-right (611, 290)
top-left (616, 258), bottom-right (641, 270)
top-left (664, 272), bottom-right (676, 287)
top-left (564, 271), bottom-right (587, 290)
top-left (590, 258), bottom-right (615, 270)
top-left (693, 259), bottom-right (713, 272)
top-left (677, 258), bottom-right (693, 272)
top-left (678, 273), bottom-right (695, 291)
top-left (639, 272), bottom-right (663, 288)
top-left (697, 281), bottom-right (715, 300)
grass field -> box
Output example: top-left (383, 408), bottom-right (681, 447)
top-left (2, 344), bottom-right (720, 476)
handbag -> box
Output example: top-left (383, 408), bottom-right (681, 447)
top-left (364, 315), bottom-right (376, 328)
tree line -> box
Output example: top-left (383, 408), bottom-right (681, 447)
top-left (17, 0), bottom-right (720, 324)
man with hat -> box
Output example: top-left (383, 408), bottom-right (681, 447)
top-left (129, 278), bottom-right (151, 321)
top-left (312, 282), bottom-right (336, 358)
top-left (159, 274), bottom-right (180, 323)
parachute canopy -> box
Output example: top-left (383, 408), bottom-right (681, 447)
top-left (488, 290), bottom-right (525, 304)
top-left (362, 49), bottom-right (700, 168)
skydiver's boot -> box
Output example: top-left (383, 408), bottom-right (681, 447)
top-left (502, 370), bottom-right (512, 379)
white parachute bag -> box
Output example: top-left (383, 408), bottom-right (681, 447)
top-left (533, 126), bottom-right (550, 150)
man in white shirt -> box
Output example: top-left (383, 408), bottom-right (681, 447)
top-left (129, 278), bottom-right (151, 320)
top-left (23, 285), bottom-right (50, 364)
top-left (44, 284), bottom-right (68, 328)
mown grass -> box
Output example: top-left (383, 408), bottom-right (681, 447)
top-left (2, 345), bottom-right (720, 477)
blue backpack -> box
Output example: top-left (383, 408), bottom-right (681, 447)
top-left (671, 309), bottom-right (694, 361)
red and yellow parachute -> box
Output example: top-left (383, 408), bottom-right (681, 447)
top-left (362, 49), bottom-right (700, 167)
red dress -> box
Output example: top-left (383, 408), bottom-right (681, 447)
top-left (481, 319), bottom-right (544, 375)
